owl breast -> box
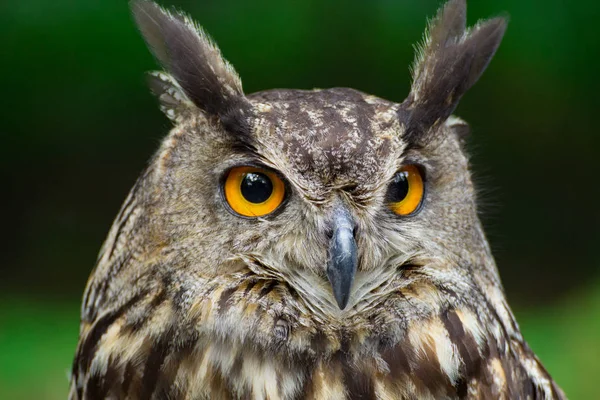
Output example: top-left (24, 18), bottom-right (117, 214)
top-left (72, 265), bottom-right (560, 399)
top-left (114, 270), bottom-right (507, 400)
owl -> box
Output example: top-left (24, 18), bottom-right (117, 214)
top-left (70, 0), bottom-right (565, 399)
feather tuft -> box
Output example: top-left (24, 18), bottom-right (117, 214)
top-left (131, 1), bottom-right (253, 139)
top-left (401, 0), bottom-right (507, 144)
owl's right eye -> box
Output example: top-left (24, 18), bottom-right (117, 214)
top-left (387, 165), bottom-right (425, 216)
top-left (224, 166), bottom-right (286, 217)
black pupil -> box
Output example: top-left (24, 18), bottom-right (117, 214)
top-left (241, 172), bottom-right (273, 203)
top-left (389, 171), bottom-right (409, 202)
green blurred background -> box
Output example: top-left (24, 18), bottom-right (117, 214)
top-left (1, 0), bottom-right (598, 398)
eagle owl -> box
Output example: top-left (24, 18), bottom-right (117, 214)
top-left (70, 0), bottom-right (565, 399)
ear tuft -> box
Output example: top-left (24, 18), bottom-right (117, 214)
top-left (146, 71), bottom-right (194, 123)
top-left (461, 17), bottom-right (507, 90)
top-left (402, 0), bottom-right (506, 143)
top-left (131, 0), bottom-right (251, 127)
top-left (426, 0), bottom-right (467, 52)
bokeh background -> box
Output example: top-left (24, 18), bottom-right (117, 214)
top-left (1, 0), bottom-right (598, 398)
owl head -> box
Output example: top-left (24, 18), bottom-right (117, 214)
top-left (123, 0), bottom-right (506, 315)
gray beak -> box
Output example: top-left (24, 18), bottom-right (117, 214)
top-left (326, 206), bottom-right (358, 310)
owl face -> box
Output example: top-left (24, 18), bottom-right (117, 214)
top-left (143, 88), bottom-right (485, 315)
top-left (131, 0), bottom-right (505, 315)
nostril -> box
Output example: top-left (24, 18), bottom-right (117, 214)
top-left (325, 228), bottom-right (333, 240)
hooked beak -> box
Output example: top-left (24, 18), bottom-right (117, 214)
top-left (326, 206), bottom-right (358, 310)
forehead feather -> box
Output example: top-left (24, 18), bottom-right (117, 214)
top-left (247, 88), bottom-right (404, 190)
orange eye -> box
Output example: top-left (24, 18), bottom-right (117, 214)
top-left (224, 166), bottom-right (286, 217)
top-left (387, 165), bottom-right (424, 216)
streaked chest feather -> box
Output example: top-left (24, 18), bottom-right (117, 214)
top-left (72, 275), bottom-right (559, 399)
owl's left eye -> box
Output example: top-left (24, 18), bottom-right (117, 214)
top-left (387, 165), bottom-right (425, 216)
top-left (224, 166), bottom-right (286, 217)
